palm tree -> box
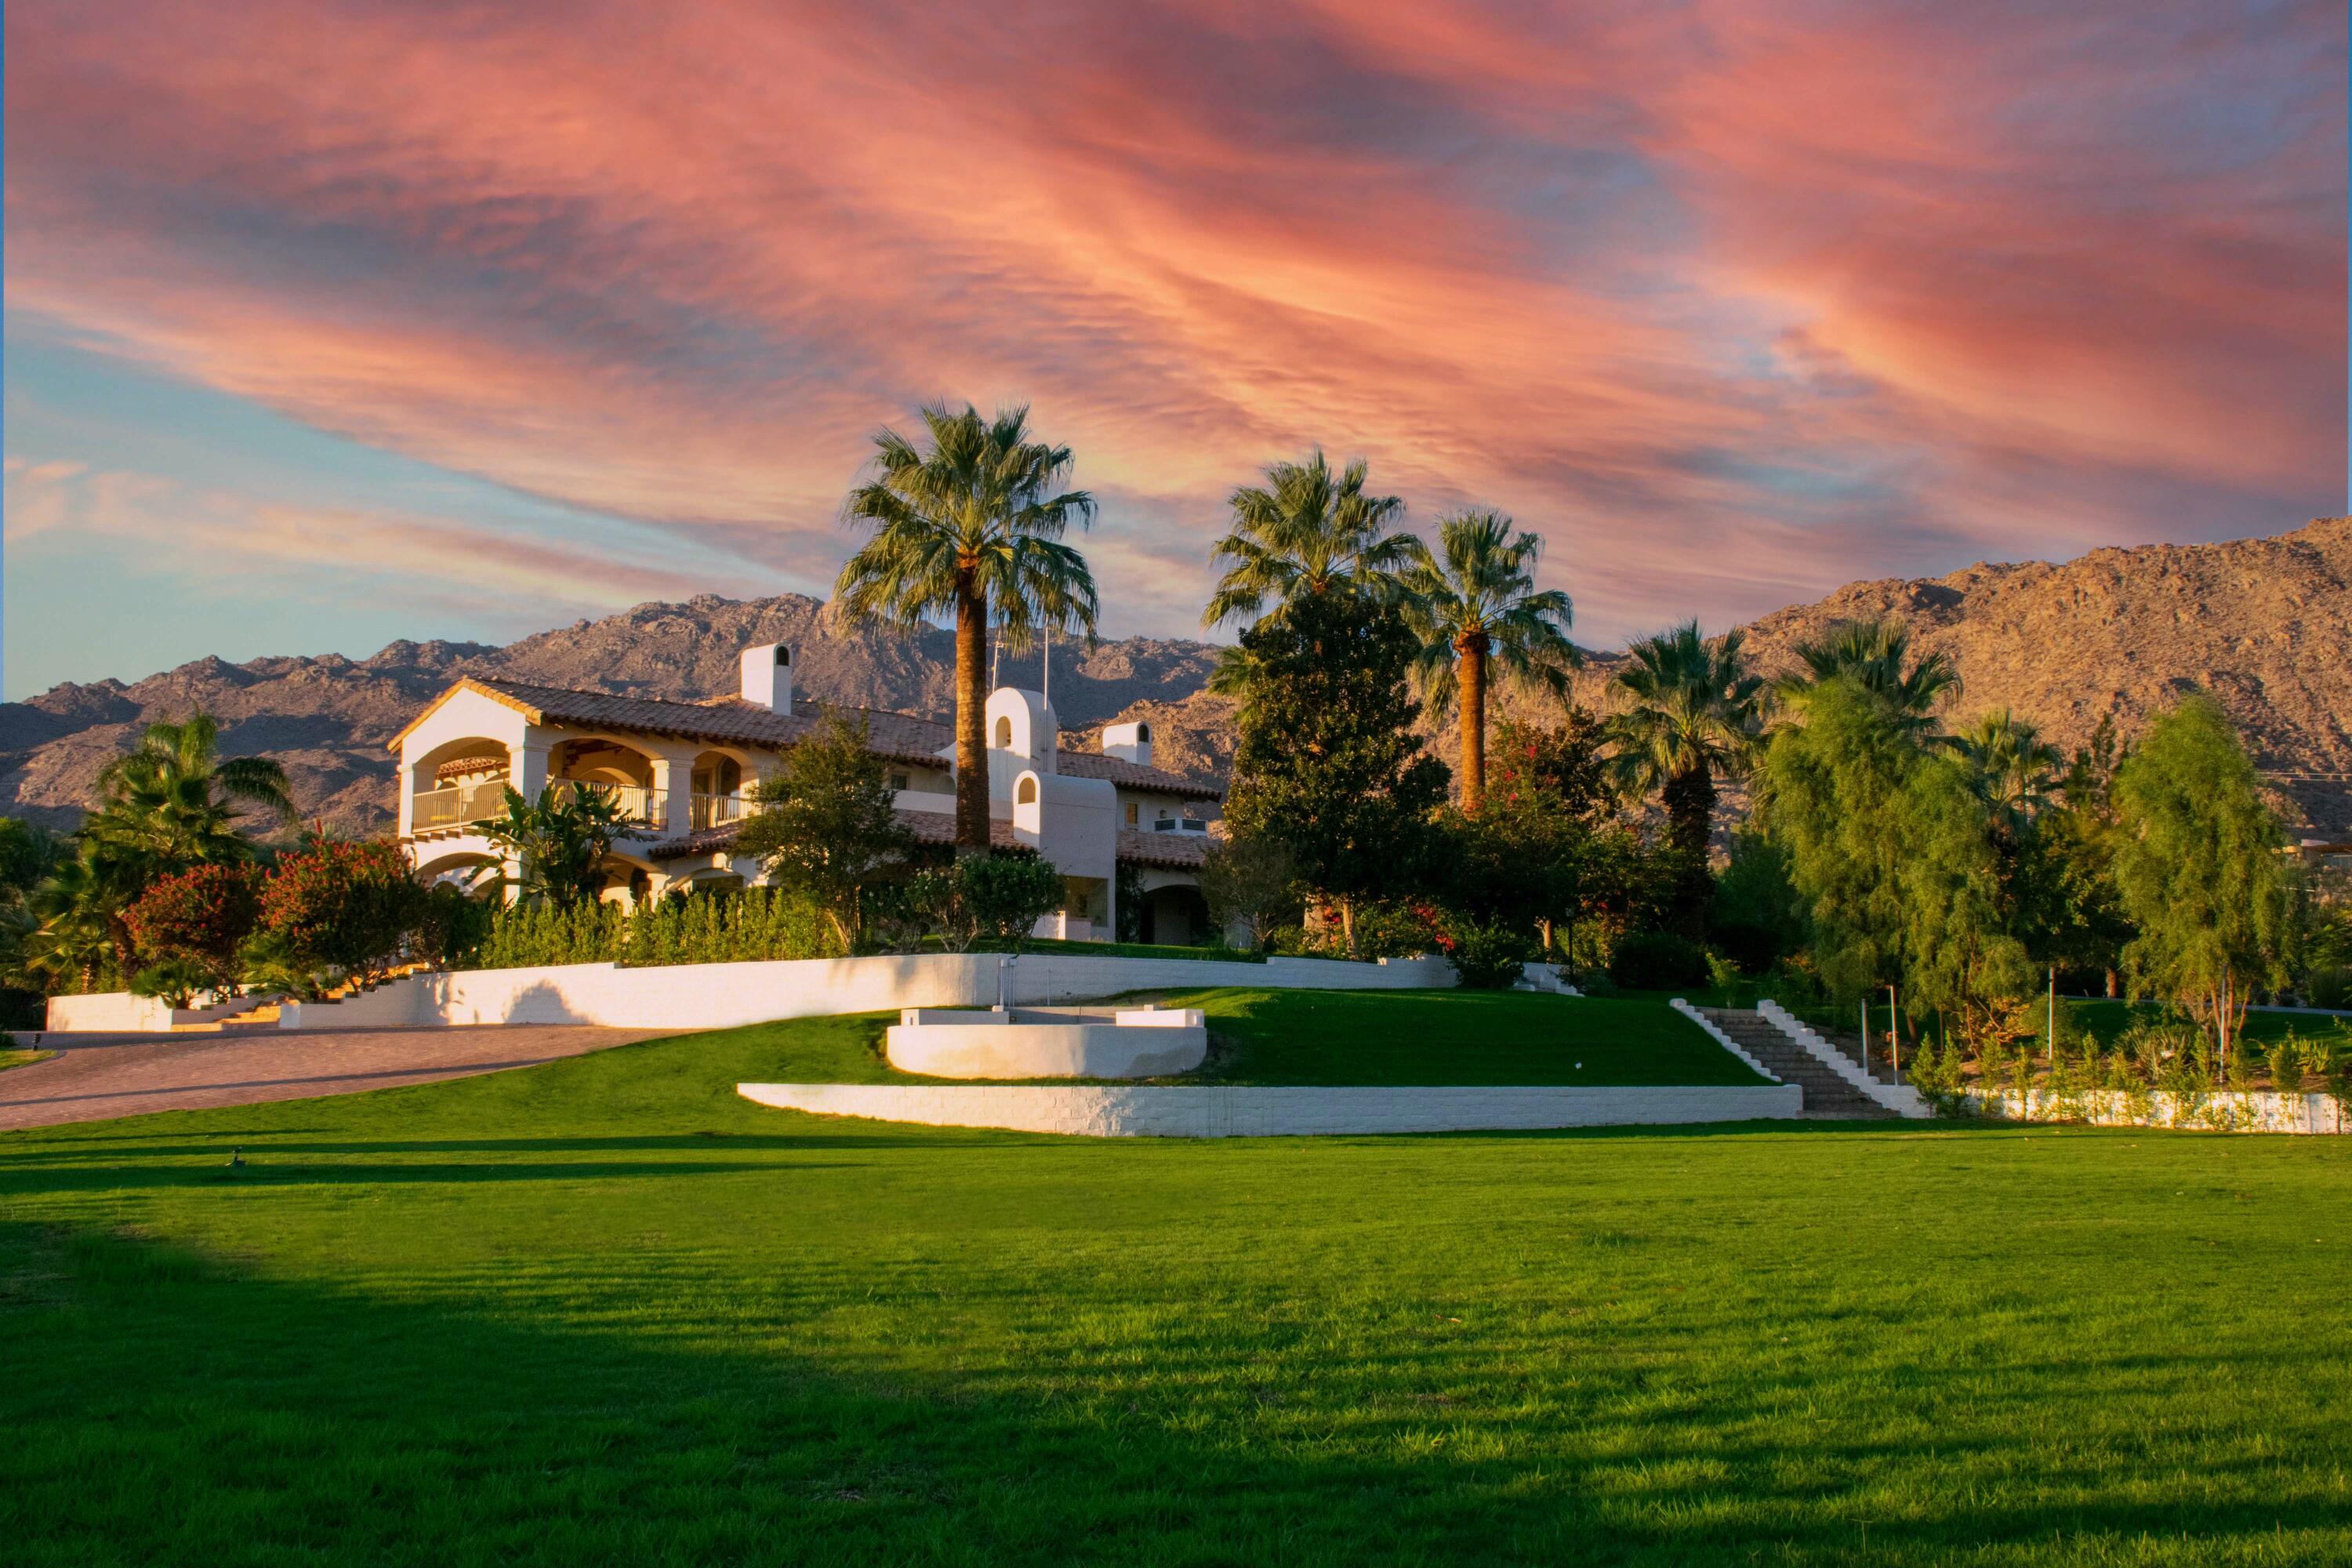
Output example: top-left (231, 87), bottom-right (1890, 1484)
top-left (1955, 710), bottom-right (2063, 821)
top-left (833, 403), bottom-right (1097, 852)
top-left (82, 711), bottom-right (296, 870)
top-left (1397, 510), bottom-right (1578, 812)
top-left (1202, 450), bottom-right (1414, 631)
top-left (1606, 622), bottom-right (1768, 861)
top-left (1775, 617), bottom-right (1960, 742)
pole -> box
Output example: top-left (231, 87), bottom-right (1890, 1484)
top-left (1043, 623), bottom-right (1051, 710)
top-left (1887, 985), bottom-right (1900, 1077)
top-left (2047, 967), bottom-right (2056, 1063)
top-left (1860, 996), bottom-right (1870, 1070)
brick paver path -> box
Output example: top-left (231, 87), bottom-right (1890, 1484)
top-left (0, 1025), bottom-right (672, 1132)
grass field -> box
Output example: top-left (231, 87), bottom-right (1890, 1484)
top-left (4, 1014), bottom-right (2350, 1565)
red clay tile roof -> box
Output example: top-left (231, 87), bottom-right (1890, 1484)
top-left (1116, 827), bottom-right (1215, 869)
top-left (401, 674), bottom-right (1224, 800)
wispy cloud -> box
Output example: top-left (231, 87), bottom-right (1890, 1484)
top-left (3, 0), bottom-right (2341, 660)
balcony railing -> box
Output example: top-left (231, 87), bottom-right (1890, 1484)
top-left (1152, 817), bottom-right (1211, 833)
top-left (410, 777), bottom-right (667, 833)
top-left (691, 791), bottom-right (753, 830)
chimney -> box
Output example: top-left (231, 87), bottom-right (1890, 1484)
top-left (1102, 720), bottom-right (1151, 768)
top-left (740, 643), bottom-right (792, 714)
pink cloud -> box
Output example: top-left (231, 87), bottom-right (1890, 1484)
top-left (4, 0), bottom-right (2340, 648)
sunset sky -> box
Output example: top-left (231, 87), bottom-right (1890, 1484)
top-left (4, 0), bottom-right (2344, 698)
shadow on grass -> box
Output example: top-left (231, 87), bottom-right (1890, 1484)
top-left (7, 1221), bottom-right (2342, 1566)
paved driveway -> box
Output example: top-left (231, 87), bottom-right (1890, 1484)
top-left (0, 1025), bottom-right (672, 1132)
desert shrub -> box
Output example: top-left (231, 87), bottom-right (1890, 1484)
top-left (123, 862), bottom-right (263, 996)
top-left (1609, 931), bottom-right (1708, 991)
top-left (256, 838), bottom-right (431, 989)
top-left (2268, 1036), bottom-right (2306, 1096)
top-left (1446, 921), bottom-right (1528, 990)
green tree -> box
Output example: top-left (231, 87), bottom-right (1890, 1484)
top-left (1954, 710), bottom-right (2063, 824)
top-left (480, 785), bottom-right (631, 909)
top-left (833, 403), bottom-right (1097, 853)
top-left (1606, 622), bottom-right (1766, 937)
top-left (1397, 510), bottom-right (1577, 812)
top-left (82, 711), bottom-right (296, 871)
top-left (2111, 695), bottom-right (2299, 1071)
top-left (1197, 833), bottom-right (1298, 952)
top-left (959, 853), bottom-right (1065, 951)
top-left (252, 837), bottom-right (432, 992)
top-left (735, 713), bottom-right (913, 951)
top-left (1758, 677), bottom-right (1919, 1001)
top-left (1221, 589), bottom-right (1449, 956)
top-left (1775, 618), bottom-right (1959, 742)
top-left (1897, 754), bottom-right (2037, 1052)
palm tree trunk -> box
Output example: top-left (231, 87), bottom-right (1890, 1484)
top-left (1458, 634), bottom-right (1488, 814)
top-left (954, 572), bottom-right (990, 855)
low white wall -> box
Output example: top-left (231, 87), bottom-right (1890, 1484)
top-left (1965, 1087), bottom-right (2347, 1134)
top-left (278, 951), bottom-right (1458, 1032)
top-left (739, 1081), bottom-right (1804, 1137)
top-left (45, 993), bottom-right (176, 1033)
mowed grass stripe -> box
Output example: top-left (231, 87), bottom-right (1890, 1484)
top-left (0, 1004), bottom-right (2346, 1565)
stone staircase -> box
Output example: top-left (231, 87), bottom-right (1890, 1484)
top-left (1696, 1007), bottom-right (1900, 1119)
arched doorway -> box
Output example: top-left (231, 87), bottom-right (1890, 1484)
top-left (1138, 884), bottom-right (1211, 946)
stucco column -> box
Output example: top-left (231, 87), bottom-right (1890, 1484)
top-left (511, 739), bottom-right (550, 801)
top-left (397, 758), bottom-right (421, 837)
top-left (648, 748), bottom-right (694, 837)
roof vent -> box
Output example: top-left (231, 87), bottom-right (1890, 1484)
top-left (740, 643), bottom-right (792, 714)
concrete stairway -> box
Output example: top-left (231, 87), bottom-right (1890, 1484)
top-left (1696, 1007), bottom-right (1900, 1120)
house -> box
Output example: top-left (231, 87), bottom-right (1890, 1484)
top-left (389, 642), bottom-right (1223, 942)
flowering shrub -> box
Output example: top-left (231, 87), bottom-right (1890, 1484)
top-left (256, 837), bottom-right (431, 988)
top-left (123, 862), bottom-right (263, 993)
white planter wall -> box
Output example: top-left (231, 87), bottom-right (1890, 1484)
top-left (43, 993), bottom-right (177, 1033)
top-left (739, 1081), bottom-right (1803, 1137)
top-left (1965, 1087), bottom-right (2347, 1134)
top-left (270, 951), bottom-right (1460, 1033)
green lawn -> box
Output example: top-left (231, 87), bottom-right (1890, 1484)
top-left (0, 1048), bottom-right (57, 1073)
top-left (695, 988), bottom-right (1762, 1087)
top-left (4, 1022), bottom-right (2349, 1566)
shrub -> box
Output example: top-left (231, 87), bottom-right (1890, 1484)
top-left (2268, 1036), bottom-right (2305, 1096)
top-left (130, 956), bottom-right (220, 1010)
top-left (123, 862), bottom-right (263, 994)
top-left (257, 838), bottom-right (432, 989)
top-left (1609, 931), bottom-right (1708, 990)
top-left (1446, 921), bottom-right (1528, 990)
top-left (960, 853), bottom-right (1065, 951)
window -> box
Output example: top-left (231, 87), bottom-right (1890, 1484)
top-left (994, 716), bottom-right (1014, 748)
top-left (888, 771), bottom-right (910, 792)
top-left (1123, 801), bottom-right (1138, 826)
top-left (1017, 777), bottom-right (1038, 805)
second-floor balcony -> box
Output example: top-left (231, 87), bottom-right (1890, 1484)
top-left (410, 777), bottom-right (757, 836)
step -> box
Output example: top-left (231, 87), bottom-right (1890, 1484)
top-left (1696, 1008), bottom-right (1899, 1120)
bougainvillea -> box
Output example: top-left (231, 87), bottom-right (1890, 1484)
top-left (256, 837), bottom-right (431, 986)
top-left (122, 862), bottom-right (263, 991)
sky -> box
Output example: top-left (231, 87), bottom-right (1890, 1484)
top-left (3, 0), bottom-right (2344, 699)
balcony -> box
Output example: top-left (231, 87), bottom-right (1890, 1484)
top-left (1152, 816), bottom-right (1211, 833)
top-left (691, 791), bottom-right (753, 830)
top-left (409, 777), bottom-right (669, 834)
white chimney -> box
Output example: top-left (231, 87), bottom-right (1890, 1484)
top-left (1102, 719), bottom-right (1152, 768)
top-left (740, 643), bottom-right (792, 714)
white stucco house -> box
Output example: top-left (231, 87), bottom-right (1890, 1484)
top-left (390, 641), bottom-right (1223, 943)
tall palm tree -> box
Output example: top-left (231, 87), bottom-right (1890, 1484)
top-left (1955, 710), bottom-right (2063, 821)
top-left (833, 403), bottom-right (1097, 852)
top-left (1775, 617), bottom-right (1960, 742)
top-left (1202, 450), bottom-right (1414, 630)
top-left (1606, 622), bottom-right (1768, 861)
top-left (1397, 510), bottom-right (1578, 812)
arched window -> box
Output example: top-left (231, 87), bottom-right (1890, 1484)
top-left (1016, 776), bottom-right (1038, 805)
top-left (1135, 722), bottom-right (1151, 742)
top-left (995, 716), bottom-right (1014, 748)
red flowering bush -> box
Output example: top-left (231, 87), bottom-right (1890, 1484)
top-left (124, 862), bottom-right (263, 992)
top-left (256, 837), bottom-right (430, 987)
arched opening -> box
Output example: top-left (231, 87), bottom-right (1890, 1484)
top-left (689, 749), bottom-right (748, 829)
top-left (1016, 776), bottom-right (1038, 805)
top-left (550, 738), bottom-right (657, 824)
top-left (412, 850), bottom-right (503, 895)
top-left (994, 715), bottom-right (1014, 749)
top-left (1135, 721), bottom-right (1151, 742)
top-left (410, 738), bottom-right (514, 830)
top-left (1138, 884), bottom-right (1212, 946)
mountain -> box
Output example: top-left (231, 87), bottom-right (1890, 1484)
top-left (6, 518), bottom-right (2348, 838)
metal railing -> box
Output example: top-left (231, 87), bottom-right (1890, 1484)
top-left (691, 791), bottom-right (753, 830)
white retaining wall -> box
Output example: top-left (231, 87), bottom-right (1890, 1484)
top-left (1965, 1087), bottom-right (2348, 1134)
top-left (44, 993), bottom-right (177, 1033)
top-left (738, 1081), bottom-right (1804, 1137)
top-left (272, 951), bottom-right (1459, 1032)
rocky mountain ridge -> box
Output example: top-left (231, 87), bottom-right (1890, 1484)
top-left (5, 517), bottom-right (2347, 837)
